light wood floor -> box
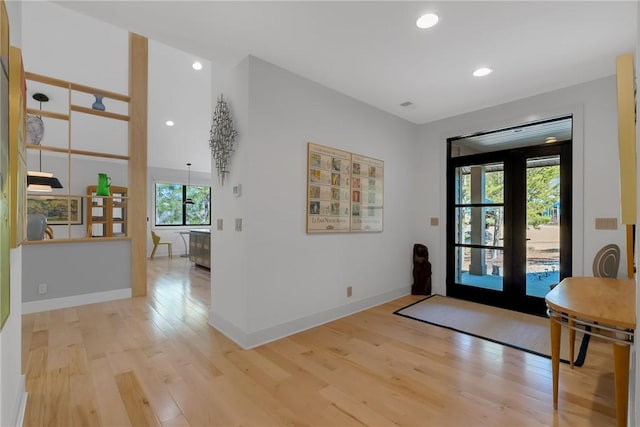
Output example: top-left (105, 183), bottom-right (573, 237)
top-left (22, 257), bottom-right (618, 426)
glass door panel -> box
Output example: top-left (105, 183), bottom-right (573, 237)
top-left (453, 162), bottom-right (504, 292)
top-left (525, 155), bottom-right (561, 297)
top-left (455, 247), bottom-right (505, 291)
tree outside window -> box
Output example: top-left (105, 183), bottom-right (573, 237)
top-left (155, 183), bottom-right (211, 226)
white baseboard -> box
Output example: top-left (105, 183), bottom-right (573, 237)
top-left (13, 375), bottom-right (26, 427)
top-left (22, 288), bottom-right (132, 314)
top-left (209, 286), bottom-right (410, 350)
top-left (208, 310), bottom-right (251, 349)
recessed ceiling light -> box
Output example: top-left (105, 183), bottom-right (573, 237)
top-left (192, 61), bottom-right (203, 71)
top-left (416, 13), bottom-right (439, 29)
top-left (473, 67), bottom-right (493, 77)
top-left (165, 120), bottom-right (175, 127)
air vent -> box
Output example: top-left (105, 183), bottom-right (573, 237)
top-left (400, 101), bottom-right (413, 107)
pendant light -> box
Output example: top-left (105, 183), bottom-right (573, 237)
top-left (27, 93), bottom-right (63, 192)
top-left (184, 162), bottom-right (194, 205)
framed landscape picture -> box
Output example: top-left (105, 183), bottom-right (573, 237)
top-left (27, 195), bottom-right (83, 225)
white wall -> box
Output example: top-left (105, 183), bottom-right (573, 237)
top-left (1, 251), bottom-right (25, 427)
top-left (210, 56), bottom-right (418, 348)
top-left (21, 2), bottom-right (127, 94)
top-left (417, 76), bottom-right (624, 295)
top-left (209, 57), bottom-right (250, 339)
top-left (148, 40), bottom-right (212, 174)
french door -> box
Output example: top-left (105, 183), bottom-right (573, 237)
top-left (446, 142), bottom-right (572, 315)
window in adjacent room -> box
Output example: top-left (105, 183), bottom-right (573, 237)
top-left (155, 183), bottom-right (211, 226)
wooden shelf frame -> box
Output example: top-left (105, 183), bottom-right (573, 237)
top-left (26, 108), bottom-right (69, 121)
top-left (70, 105), bottom-right (129, 121)
top-left (23, 236), bottom-right (131, 245)
top-left (22, 33), bottom-right (148, 297)
top-left (25, 71), bottom-right (130, 102)
top-left (25, 71), bottom-right (131, 123)
top-left (25, 71), bottom-right (132, 240)
top-left (26, 144), bottom-right (129, 161)
top-left (86, 185), bottom-right (128, 238)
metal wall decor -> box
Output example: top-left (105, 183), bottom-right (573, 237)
top-left (209, 94), bottom-right (238, 186)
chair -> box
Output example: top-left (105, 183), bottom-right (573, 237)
top-left (592, 243), bottom-right (620, 278)
top-left (150, 230), bottom-right (172, 259)
top-left (27, 214), bottom-right (47, 240)
top-left (568, 243), bottom-right (620, 368)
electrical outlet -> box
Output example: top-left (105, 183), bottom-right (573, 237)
top-left (38, 283), bottom-right (47, 295)
top-left (347, 286), bottom-right (352, 297)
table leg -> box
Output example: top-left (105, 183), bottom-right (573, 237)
top-left (568, 316), bottom-right (575, 368)
top-left (612, 343), bottom-right (630, 427)
top-left (550, 316), bottom-right (561, 410)
top-left (179, 233), bottom-right (189, 258)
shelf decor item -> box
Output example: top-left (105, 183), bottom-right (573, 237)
top-left (92, 94), bottom-right (105, 111)
top-left (209, 94), bottom-right (238, 186)
top-left (26, 92), bottom-right (64, 192)
top-left (27, 195), bottom-right (83, 225)
top-left (96, 173), bottom-right (111, 196)
top-left (26, 114), bottom-right (43, 145)
top-left (26, 92), bottom-right (48, 145)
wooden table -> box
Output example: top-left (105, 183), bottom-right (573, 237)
top-left (545, 277), bottom-right (635, 427)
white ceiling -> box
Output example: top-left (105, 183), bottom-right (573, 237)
top-left (54, 1), bottom-right (636, 154)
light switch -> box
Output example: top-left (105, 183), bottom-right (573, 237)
top-left (217, 219), bottom-right (223, 231)
top-left (430, 217), bottom-right (439, 226)
top-left (235, 218), bottom-right (242, 231)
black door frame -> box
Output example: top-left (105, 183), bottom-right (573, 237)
top-left (446, 140), bottom-right (572, 316)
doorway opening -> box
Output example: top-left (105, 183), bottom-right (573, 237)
top-left (446, 116), bottom-right (572, 315)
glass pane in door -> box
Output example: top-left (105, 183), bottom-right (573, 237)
top-left (454, 162), bottom-right (504, 291)
top-left (525, 156), bottom-right (560, 297)
top-left (455, 247), bottom-right (505, 290)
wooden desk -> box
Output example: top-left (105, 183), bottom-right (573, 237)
top-left (546, 277), bottom-right (635, 427)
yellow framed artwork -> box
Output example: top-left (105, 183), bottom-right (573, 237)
top-left (9, 46), bottom-right (25, 248)
top-left (0, 0), bottom-right (10, 330)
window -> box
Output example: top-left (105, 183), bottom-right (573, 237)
top-left (155, 183), bottom-right (211, 226)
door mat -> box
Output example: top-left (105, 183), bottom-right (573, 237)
top-left (394, 295), bottom-right (589, 366)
